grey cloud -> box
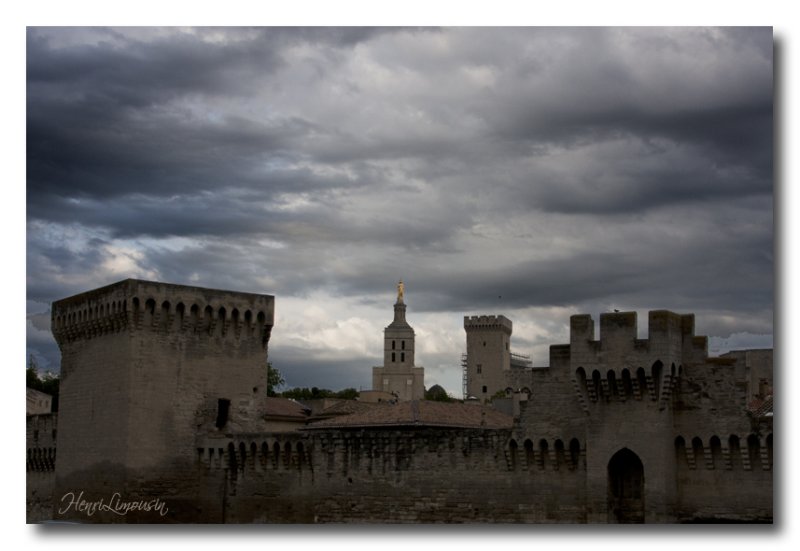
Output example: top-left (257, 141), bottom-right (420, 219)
top-left (26, 27), bottom-right (773, 386)
top-left (27, 312), bottom-right (52, 333)
top-left (269, 346), bottom-right (373, 391)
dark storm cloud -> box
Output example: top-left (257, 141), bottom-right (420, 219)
top-left (27, 26), bottom-right (773, 232)
top-left (269, 348), bottom-right (373, 391)
top-left (27, 109), bottom-right (306, 199)
top-left (25, 27), bottom-right (773, 384)
top-left (27, 26), bottom-right (394, 219)
top-left (27, 27), bottom-right (390, 106)
top-left (509, 140), bottom-right (771, 216)
top-left (482, 28), bottom-right (773, 214)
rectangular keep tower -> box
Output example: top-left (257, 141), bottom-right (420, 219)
top-left (51, 279), bottom-right (274, 521)
top-left (464, 315), bottom-right (513, 402)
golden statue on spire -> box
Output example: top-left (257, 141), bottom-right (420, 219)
top-left (397, 280), bottom-right (404, 302)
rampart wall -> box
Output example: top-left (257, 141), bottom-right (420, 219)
top-left (27, 414), bottom-right (57, 521)
top-left (498, 310), bottom-right (772, 523)
top-left (196, 428), bottom-right (587, 523)
top-left (33, 288), bottom-right (773, 524)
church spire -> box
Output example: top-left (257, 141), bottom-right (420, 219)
top-left (389, 280), bottom-right (410, 328)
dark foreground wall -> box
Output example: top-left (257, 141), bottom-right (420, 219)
top-left (31, 423), bottom-right (772, 523)
top-left (209, 428), bottom-right (589, 524)
top-left (215, 427), bottom-right (771, 524)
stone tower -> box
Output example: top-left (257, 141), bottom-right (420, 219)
top-left (50, 278), bottom-right (274, 520)
top-left (372, 281), bottom-right (424, 401)
top-left (463, 315), bottom-right (513, 401)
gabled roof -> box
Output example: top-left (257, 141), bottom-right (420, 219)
top-left (315, 399), bottom-right (387, 417)
top-left (304, 400), bottom-right (513, 430)
top-left (263, 397), bottom-right (310, 421)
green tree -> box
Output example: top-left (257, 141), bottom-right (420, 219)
top-left (280, 387), bottom-right (358, 400)
top-left (334, 388), bottom-right (359, 400)
top-left (266, 362), bottom-right (285, 397)
top-left (425, 384), bottom-right (454, 402)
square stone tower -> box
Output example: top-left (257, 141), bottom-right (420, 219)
top-left (50, 279), bottom-right (274, 520)
top-left (463, 315), bottom-right (513, 401)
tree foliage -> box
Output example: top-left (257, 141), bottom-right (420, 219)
top-left (425, 384), bottom-right (455, 402)
top-left (266, 362), bottom-right (285, 397)
top-left (280, 387), bottom-right (359, 401)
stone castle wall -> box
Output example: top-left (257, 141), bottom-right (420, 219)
top-left (48, 279), bottom-right (274, 522)
top-left (27, 413), bottom-right (57, 521)
top-left (193, 428), bottom-right (588, 523)
top-left (30, 278), bottom-right (772, 524)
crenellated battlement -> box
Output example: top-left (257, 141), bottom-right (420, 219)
top-left (52, 278), bottom-right (274, 347)
top-left (561, 310), bottom-right (709, 370)
top-left (573, 362), bottom-right (681, 412)
top-left (464, 315), bottom-right (512, 334)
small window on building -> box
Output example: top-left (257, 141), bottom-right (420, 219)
top-left (215, 398), bottom-right (231, 429)
top-left (483, 341), bottom-right (486, 347)
top-left (482, 386), bottom-right (487, 394)
top-left (392, 352), bottom-right (396, 363)
top-left (407, 379), bottom-right (412, 385)
top-left (401, 341), bottom-right (405, 350)
top-left (477, 364), bottom-right (482, 374)
top-left (401, 352), bottom-right (405, 362)
top-left (383, 378), bottom-right (389, 387)
top-left (392, 340), bottom-right (396, 350)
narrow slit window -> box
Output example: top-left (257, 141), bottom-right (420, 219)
top-left (216, 398), bottom-right (231, 429)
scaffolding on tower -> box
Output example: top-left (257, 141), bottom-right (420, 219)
top-left (461, 353), bottom-right (468, 399)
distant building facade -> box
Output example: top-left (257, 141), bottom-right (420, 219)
top-left (27, 388), bottom-right (52, 416)
top-left (371, 281), bottom-right (424, 401)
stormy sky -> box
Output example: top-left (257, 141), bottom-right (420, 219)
top-left (26, 27), bottom-right (774, 396)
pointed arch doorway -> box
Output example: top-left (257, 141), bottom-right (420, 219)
top-left (607, 448), bottom-right (644, 523)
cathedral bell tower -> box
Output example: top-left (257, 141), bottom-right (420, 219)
top-left (384, 280), bottom-right (415, 368)
top-left (371, 281), bottom-right (425, 401)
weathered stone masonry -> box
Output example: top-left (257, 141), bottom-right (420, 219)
top-left (28, 279), bottom-right (772, 523)
top-left (508, 310), bottom-right (772, 523)
top-left (48, 279), bottom-right (274, 522)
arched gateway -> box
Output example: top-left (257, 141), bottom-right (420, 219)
top-left (607, 448), bottom-right (645, 523)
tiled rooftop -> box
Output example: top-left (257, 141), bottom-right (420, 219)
top-left (263, 397), bottom-right (310, 420)
top-left (305, 400), bottom-right (513, 430)
top-left (315, 399), bottom-right (389, 417)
